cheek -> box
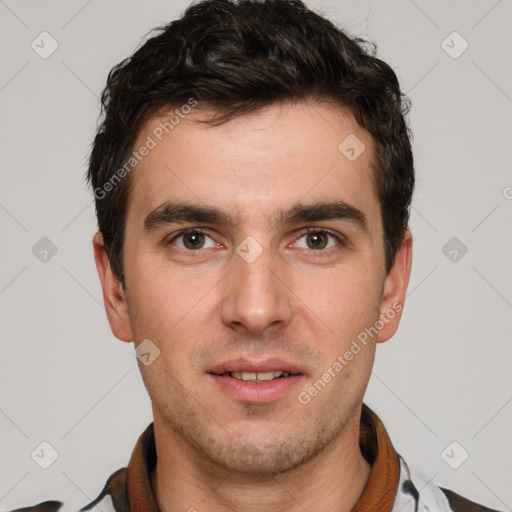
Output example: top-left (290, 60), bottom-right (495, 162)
top-left (303, 269), bottom-right (381, 331)
top-left (127, 259), bottom-right (205, 332)
top-left (127, 269), bottom-right (220, 373)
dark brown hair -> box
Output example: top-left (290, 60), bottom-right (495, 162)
top-left (86, 0), bottom-right (414, 288)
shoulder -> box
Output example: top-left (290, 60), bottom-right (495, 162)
top-left (5, 495), bottom-right (118, 512)
top-left (393, 455), bottom-right (503, 512)
top-left (5, 468), bottom-right (125, 512)
top-left (6, 501), bottom-right (63, 512)
top-left (440, 487), bottom-right (502, 512)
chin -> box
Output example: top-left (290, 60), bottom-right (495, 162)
top-left (187, 419), bottom-right (341, 477)
top-left (201, 440), bottom-right (311, 476)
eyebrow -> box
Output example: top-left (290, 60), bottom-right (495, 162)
top-left (143, 199), bottom-right (368, 233)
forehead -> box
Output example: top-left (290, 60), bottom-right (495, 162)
top-left (127, 101), bottom-right (379, 232)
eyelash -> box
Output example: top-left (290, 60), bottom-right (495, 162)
top-left (167, 227), bottom-right (346, 257)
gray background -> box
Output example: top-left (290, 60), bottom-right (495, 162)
top-left (1, 0), bottom-right (511, 510)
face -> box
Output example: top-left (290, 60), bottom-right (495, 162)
top-left (94, 100), bottom-right (412, 476)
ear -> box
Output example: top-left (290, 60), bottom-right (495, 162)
top-left (93, 232), bottom-right (133, 342)
top-left (376, 230), bottom-right (413, 344)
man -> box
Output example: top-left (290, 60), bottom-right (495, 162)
top-left (10, 0), bottom-right (501, 511)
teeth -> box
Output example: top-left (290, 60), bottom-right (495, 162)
top-left (228, 371), bottom-right (291, 382)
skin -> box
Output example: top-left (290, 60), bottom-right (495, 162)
top-left (93, 100), bottom-right (413, 512)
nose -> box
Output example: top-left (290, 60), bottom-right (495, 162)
top-left (220, 238), bottom-right (294, 335)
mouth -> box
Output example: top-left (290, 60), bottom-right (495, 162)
top-left (210, 370), bottom-right (300, 382)
top-left (206, 358), bottom-right (305, 403)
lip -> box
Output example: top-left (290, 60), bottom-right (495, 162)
top-left (207, 357), bottom-right (304, 375)
top-left (207, 373), bottom-right (305, 403)
top-left (206, 357), bottom-right (305, 404)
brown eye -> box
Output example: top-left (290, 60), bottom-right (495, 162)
top-left (183, 232), bottom-right (205, 249)
top-left (305, 231), bottom-right (329, 250)
top-left (294, 229), bottom-right (342, 252)
top-left (169, 230), bottom-right (217, 251)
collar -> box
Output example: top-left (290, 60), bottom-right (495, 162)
top-left (353, 404), bottom-right (401, 511)
top-left (119, 404), bottom-right (400, 512)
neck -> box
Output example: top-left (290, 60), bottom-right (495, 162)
top-left (150, 408), bottom-right (371, 512)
